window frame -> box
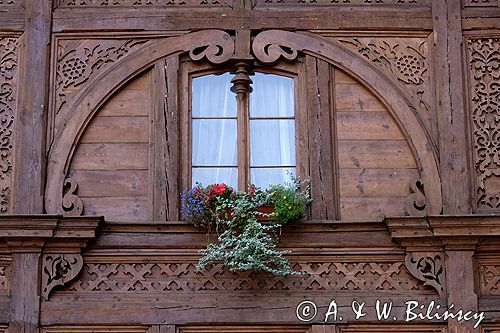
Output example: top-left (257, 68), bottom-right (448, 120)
top-left (179, 57), bottom-right (307, 192)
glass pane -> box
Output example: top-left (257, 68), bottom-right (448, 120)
top-left (192, 119), bottom-right (237, 166)
top-left (192, 167), bottom-right (238, 188)
top-left (250, 168), bottom-right (296, 189)
top-left (192, 73), bottom-right (237, 117)
top-left (250, 73), bottom-right (294, 118)
top-left (250, 119), bottom-right (295, 166)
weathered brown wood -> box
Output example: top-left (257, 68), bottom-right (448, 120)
top-left (71, 143), bottom-right (149, 170)
top-left (82, 197), bottom-right (148, 221)
top-left (336, 112), bottom-right (406, 140)
top-left (80, 116), bottom-right (149, 143)
top-left (432, 0), bottom-right (471, 214)
top-left (337, 140), bottom-right (416, 169)
top-left (11, 0), bottom-right (51, 214)
top-left (67, 170), bottom-right (148, 198)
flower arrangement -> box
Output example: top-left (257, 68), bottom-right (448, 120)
top-left (181, 177), bottom-right (311, 276)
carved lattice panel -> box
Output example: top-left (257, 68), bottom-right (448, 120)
top-left (466, 37), bottom-right (500, 210)
top-left (58, 261), bottom-right (435, 294)
top-left (479, 264), bottom-right (500, 296)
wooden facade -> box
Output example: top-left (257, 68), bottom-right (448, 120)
top-left (0, 0), bottom-right (499, 332)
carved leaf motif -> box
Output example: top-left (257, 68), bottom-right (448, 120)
top-left (0, 37), bottom-right (18, 214)
top-left (405, 179), bottom-right (427, 216)
top-left (62, 177), bottom-right (83, 216)
top-left (479, 264), bottom-right (500, 295)
top-left (467, 38), bottom-right (500, 209)
top-left (57, 0), bottom-right (231, 7)
top-left (0, 265), bottom-right (8, 293)
top-left (405, 253), bottom-right (444, 297)
top-left (42, 254), bottom-right (84, 300)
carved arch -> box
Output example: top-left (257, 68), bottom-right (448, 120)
top-left (46, 29), bottom-right (442, 215)
top-left (45, 30), bottom-right (234, 213)
top-left (253, 30), bottom-right (442, 214)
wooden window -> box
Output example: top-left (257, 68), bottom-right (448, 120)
top-left (188, 66), bottom-right (297, 190)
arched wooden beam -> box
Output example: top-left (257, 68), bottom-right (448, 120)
top-left (45, 30), bottom-right (234, 213)
top-left (253, 30), bottom-right (442, 214)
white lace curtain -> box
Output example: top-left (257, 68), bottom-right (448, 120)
top-left (192, 72), bottom-right (296, 189)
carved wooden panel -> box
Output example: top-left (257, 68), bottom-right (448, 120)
top-left (57, 260), bottom-right (433, 294)
top-left (463, 0), bottom-right (499, 7)
top-left (50, 37), bottom-right (150, 136)
top-left (334, 70), bottom-right (419, 221)
top-left (254, 0), bottom-right (430, 9)
top-left (0, 36), bottom-right (18, 214)
top-left (67, 71), bottom-right (151, 221)
top-left (479, 264), bottom-right (500, 296)
top-left (0, 264), bottom-right (8, 294)
top-left (179, 327), bottom-right (308, 333)
top-left (338, 324), bottom-right (444, 332)
top-left (41, 327), bottom-right (148, 333)
top-left (466, 37), bottom-right (500, 210)
top-left (53, 0), bottom-right (233, 9)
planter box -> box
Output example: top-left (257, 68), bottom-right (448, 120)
top-left (220, 205), bottom-right (274, 222)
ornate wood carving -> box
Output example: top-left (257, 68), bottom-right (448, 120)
top-left (405, 179), bottom-right (427, 216)
top-left (255, 0), bottom-right (430, 7)
top-left (62, 177), bottom-right (83, 216)
top-left (463, 0), bottom-right (499, 7)
top-left (0, 37), bottom-right (18, 215)
top-left (0, 265), bottom-right (8, 294)
top-left (405, 253), bottom-right (444, 297)
top-left (54, 39), bottom-right (148, 117)
top-left (467, 37), bottom-right (500, 210)
top-left (479, 264), bottom-right (500, 295)
top-left (61, 261), bottom-right (433, 294)
top-left (337, 37), bottom-right (431, 113)
top-left (55, 0), bottom-right (232, 8)
top-left (42, 254), bottom-right (84, 300)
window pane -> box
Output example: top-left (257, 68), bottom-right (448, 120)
top-left (192, 119), bottom-right (237, 166)
top-left (250, 119), bottom-right (295, 166)
top-left (192, 73), bottom-right (237, 117)
top-left (250, 73), bottom-right (294, 118)
top-left (192, 167), bottom-right (238, 188)
top-left (250, 168), bottom-right (296, 189)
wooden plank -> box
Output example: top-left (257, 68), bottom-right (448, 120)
top-left (336, 111), bottom-right (405, 140)
top-left (339, 168), bottom-right (418, 198)
top-left (99, 89), bottom-right (150, 117)
top-left (67, 170), bottom-right (148, 198)
top-left (306, 56), bottom-right (339, 220)
top-left (71, 143), bottom-right (149, 170)
top-left (80, 116), bottom-right (149, 143)
top-left (340, 197), bottom-right (407, 222)
top-left (11, 0), bottom-right (51, 214)
top-left (432, 0), bottom-right (470, 214)
top-left (338, 140), bottom-right (416, 169)
top-left (82, 197), bottom-right (148, 221)
top-left (335, 83), bottom-right (386, 112)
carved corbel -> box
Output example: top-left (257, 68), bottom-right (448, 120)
top-left (405, 252), bottom-right (445, 297)
top-left (41, 253), bottom-right (83, 300)
top-left (62, 177), bottom-right (83, 216)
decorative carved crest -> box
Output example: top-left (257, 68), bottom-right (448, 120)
top-left (405, 253), bottom-right (444, 297)
top-left (42, 254), bottom-right (84, 300)
top-left (62, 177), bottom-right (83, 216)
top-left (479, 264), bottom-right (500, 295)
top-left (0, 37), bottom-right (18, 214)
top-left (405, 179), bottom-right (427, 216)
top-left (467, 38), bottom-right (500, 210)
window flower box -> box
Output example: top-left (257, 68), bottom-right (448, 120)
top-left (180, 179), bottom-right (311, 276)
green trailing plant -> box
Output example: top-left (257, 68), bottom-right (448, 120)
top-left (181, 178), bottom-right (311, 276)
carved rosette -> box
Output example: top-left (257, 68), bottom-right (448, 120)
top-left (405, 253), bottom-right (444, 297)
top-left (467, 38), bottom-right (500, 210)
top-left (42, 253), bottom-right (84, 300)
top-left (0, 37), bottom-right (18, 214)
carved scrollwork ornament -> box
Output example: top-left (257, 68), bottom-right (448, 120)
top-left (188, 31), bottom-right (235, 64)
top-left (405, 178), bottom-right (427, 216)
top-left (252, 31), bottom-right (299, 64)
top-left (62, 177), bottom-right (83, 216)
top-left (42, 254), bottom-right (84, 300)
top-left (405, 253), bottom-right (444, 297)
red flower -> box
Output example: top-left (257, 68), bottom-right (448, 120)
top-left (213, 183), bottom-right (227, 195)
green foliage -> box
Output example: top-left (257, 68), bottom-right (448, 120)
top-left (182, 178), bottom-right (311, 276)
